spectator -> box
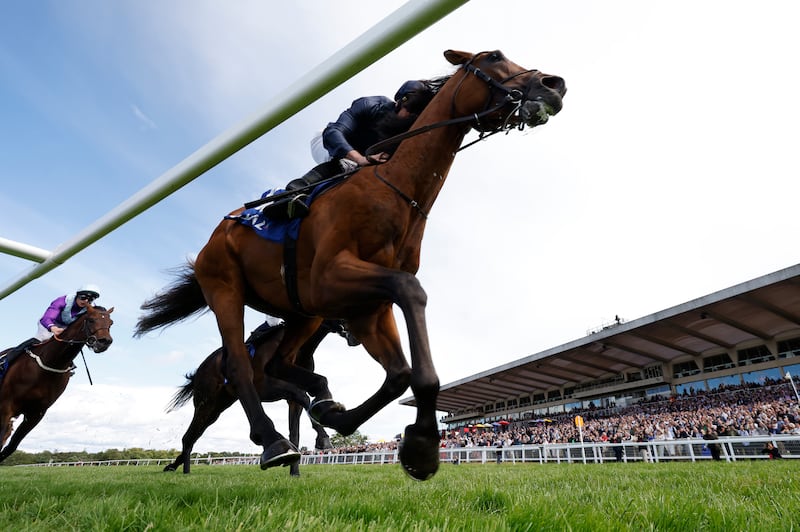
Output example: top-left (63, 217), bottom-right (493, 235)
top-left (702, 426), bottom-right (722, 461)
top-left (762, 441), bottom-right (782, 459)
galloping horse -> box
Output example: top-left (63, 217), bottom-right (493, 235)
top-left (0, 305), bottom-right (114, 462)
top-left (135, 49), bottom-right (566, 480)
top-left (163, 321), bottom-right (334, 476)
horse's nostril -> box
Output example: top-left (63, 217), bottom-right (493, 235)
top-left (542, 75), bottom-right (567, 96)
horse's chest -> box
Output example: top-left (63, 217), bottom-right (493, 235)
top-left (20, 374), bottom-right (70, 406)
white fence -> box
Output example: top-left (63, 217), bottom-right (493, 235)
top-left (18, 435), bottom-right (798, 468)
top-left (302, 435), bottom-right (799, 466)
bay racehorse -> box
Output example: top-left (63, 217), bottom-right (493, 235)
top-left (163, 321), bottom-right (336, 476)
top-left (135, 49), bottom-right (566, 480)
top-left (0, 305), bottom-right (114, 462)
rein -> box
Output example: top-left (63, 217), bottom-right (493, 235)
top-left (365, 99), bottom-right (510, 159)
top-left (242, 167), bottom-right (359, 210)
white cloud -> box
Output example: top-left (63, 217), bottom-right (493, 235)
top-left (131, 104), bottom-right (157, 130)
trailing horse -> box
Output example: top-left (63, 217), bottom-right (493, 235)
top-left (0, 305), bottom-right (114, 462)
top-left (162, 321), bottom-right (335, 476)
top-left (135, 49), bottom-right (565, 480)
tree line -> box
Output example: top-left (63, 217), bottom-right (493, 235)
top-left (1, 431), bottom-right (369, 466)
top-left (0, 448), bottom-right (250, 467)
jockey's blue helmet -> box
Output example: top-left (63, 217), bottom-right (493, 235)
top-left (394, 80), bottom-right (427, 102)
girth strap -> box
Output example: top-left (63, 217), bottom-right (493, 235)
top-left (283, 236), bottom-right (311, 316)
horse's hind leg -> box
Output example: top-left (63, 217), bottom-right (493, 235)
top-left (287, 400), bottom-right (303, 477)
top-left (311, 416), bottom-right (332, 451)
top-left (0, 411), bottom-right (44, 463)
top-left (195, 244), bottom-right (298, 470)
top-left (172, 396), bottom-right (235, 474)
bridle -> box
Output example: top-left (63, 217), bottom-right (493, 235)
top-left (456, 60), bottom-right (539, 133)
top-left (366, 57), bottom-right (537, 158)
top-left (52, 313), bottom-right (110, 350)
top-left (30, 309), bottom-right (112, 379)
top-left (369, 54), bottom-right (540, 218)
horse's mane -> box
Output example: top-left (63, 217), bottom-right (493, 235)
top-left (422, 75), bottom-right (451, 95)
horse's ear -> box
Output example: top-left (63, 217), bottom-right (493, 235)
top-left (444, 49), bottom-right (472, 66)
top-left (108, 307), bottom-right (115, 313)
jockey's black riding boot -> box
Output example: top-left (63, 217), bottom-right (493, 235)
top-left (283, 160), bottom-right (343, 219)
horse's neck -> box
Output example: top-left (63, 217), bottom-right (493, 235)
top-left (383, 85), bottom-right (471, 212)
top-left (39, 332), bottom-right (83, 366)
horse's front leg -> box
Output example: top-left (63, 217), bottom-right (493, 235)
top-left (388, 273), bottom-right (441, 481)
top-left (205, 291), bottom-right (299, 469)
top-left (0, 409), bottom-right (45, 463)
top-left (223, 336), bottom-right (301, 469)
top-left (311, 260), bottom-right (440, 480)
top-left (307, 307), bottom-right (412, 436)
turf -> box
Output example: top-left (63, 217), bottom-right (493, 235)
top-left (1, 461), bottom-right (797, 531)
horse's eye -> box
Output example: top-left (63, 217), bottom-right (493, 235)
top-left (488, 51), bottom-right (504, 62)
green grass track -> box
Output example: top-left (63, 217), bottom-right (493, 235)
top-left (1, 461), bottom-right (798, 531)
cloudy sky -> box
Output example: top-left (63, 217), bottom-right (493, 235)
top-left (1, 1), bottom-right (799, 455)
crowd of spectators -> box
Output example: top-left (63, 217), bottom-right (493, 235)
top-left (307, 379), bottom-right (799, 457)
top-left (439, 379), bottom-right (799, 453)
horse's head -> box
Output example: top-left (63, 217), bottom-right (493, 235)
top-left (444, 49), bottom-right (566, 132)
top-left (70, 305), bottom-right (115, 353)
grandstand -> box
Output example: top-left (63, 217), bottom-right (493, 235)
top-left (400, 263), bottom-right (800, 431)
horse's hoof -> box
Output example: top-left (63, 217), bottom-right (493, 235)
top-left (308, 398), bottom-right (346, 425)
top-left (260, 439), bottom-right (301, 470)
top-left (163, 464), bottom-right (177, 472)
top-left (398, 424), bottom-right (440, 481)
top-left (316, 436), bottom-right (333, 450)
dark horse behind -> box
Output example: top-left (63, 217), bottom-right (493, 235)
top-left (162, 321), bottom-right (337, 476)
top-left (135, 49), bottom-right (565, 480)
top-left (0, 305), bottom-right (114, 462)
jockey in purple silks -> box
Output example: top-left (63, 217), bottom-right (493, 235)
top-left (36, 284), bottom-right (101, 341)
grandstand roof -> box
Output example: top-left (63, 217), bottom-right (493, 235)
top-left (400, 263), bottom-right (800, 414)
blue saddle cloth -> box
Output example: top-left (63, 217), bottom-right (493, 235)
top-left (225, 181), bottom-right (336, 243)
top-left (225, 189), bottom-right (303, 243)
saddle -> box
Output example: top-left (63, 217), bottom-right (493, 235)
top-left (0, 338), bottom-right (39, 381)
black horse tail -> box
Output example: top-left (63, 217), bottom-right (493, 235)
top-left (166, 372), bottom-right (196, 412)
top-left (134, 262), bottom-right (207, 337)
